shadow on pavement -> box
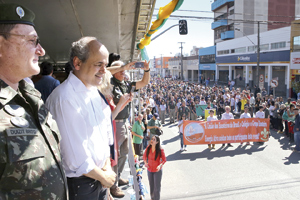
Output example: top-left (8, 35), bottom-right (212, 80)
top-left (161, 135), bottom-right (179, 145)
top-left (166, 144), bottom-right (266, 162)
top-left (270, 130), bottom-right (293, 150)
top-left (283, 151), bottom-right (300, 165)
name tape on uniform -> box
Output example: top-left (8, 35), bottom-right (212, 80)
top-left (6, 128), bottom-right (38, 137)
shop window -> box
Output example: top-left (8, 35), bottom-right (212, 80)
top-left (271, 42), bottom-right (286, 50)
top-left (293, 36), bottom-right (300, 52)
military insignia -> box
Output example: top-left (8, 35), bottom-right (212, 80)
top-left (10, 117), bottom-right (29, 128)
top-left (4, 105), bottom-right (25, 117)
top-left (16, 6), bottom-right (25, 19)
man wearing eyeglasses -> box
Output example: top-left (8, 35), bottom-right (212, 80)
top-left (0, 3), bottom-right (67, 200)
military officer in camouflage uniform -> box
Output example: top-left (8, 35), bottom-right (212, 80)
top-left (108, 60), bottom-right (150, 197)
top-left (0, 4), bottom-right (68, 199)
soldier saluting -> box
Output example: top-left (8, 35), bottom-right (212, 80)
top-left (0, 4), bottom-right (67, 199)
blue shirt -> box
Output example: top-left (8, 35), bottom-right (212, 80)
top-left (35, 75), bottom-right (60, 102)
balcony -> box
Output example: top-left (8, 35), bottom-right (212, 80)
top-left (212, 0), bottom-right (234, 11)
top-left (221, 30), bottom-right (234, 40)
top-left (211, 19), bottom-right (228, 29)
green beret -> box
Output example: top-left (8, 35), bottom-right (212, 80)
top-left (0, 3), bottom-right (35, 26)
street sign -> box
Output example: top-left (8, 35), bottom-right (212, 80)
top-left (259, 74), bottom-right (264, 82)
top-left (270, 79), bottom-right (278, 88)
top-left (259, 74), bottom-right (264, 89)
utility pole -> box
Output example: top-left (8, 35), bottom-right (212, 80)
top-left (256, 21), bottom-right (260, 88)
top-left (178, 42), bottom-right (185, 80)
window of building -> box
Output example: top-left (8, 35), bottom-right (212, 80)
top-left (200, 54), bottom-right (215, 63)
top-left (229, 9), bottom-right (234, 15)
top-left (217, 50), bottom-right (229, 55)
top-left (270, 41), bottom-right (286, 50)
top-left (293, 36), bottom-right (300, 52)
top-left (235, 47), bottom-right (246, 53)
top-left (260, 44), bottom-right (269, 51)
top-left (248, 44), bottom-right (269, 52)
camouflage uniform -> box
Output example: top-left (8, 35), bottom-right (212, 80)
top-left (0, 79), bottom-right (68, 200)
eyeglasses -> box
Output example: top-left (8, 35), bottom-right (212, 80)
top-left (0, 32), bottom-right (40, 47)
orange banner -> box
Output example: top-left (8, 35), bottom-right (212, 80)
top-left (183, 118), bottom-right (270, 145)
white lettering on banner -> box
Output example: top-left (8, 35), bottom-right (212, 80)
top-left (206, 120), bottom-right (266, 130)
top-left (204, 133), bottom-right (260, 142)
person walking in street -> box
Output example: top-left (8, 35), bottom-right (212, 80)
top-left (178, 114), bottom-right (187, 151)
top-left (159, 100), bottom-right (166, 124)
top-left (240, 106), bottom-right (251, 145)
top-left (132, 114), bottom-right (145, 157)
top-left (207, 110), bottom-right (218, 149)
top-left (147, 113), bottom-right (162, 139)
top-left (221, 106), bottom-right (234, 147)
top-left (168, 96), bottom-right (176, 123)
top-left (143, 135), bottom-right (166, 200)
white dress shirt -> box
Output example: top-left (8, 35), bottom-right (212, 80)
top-left (221, 112), bottom-right (234, 120)
top-left (240, 112), bottom-right (251, 119)
top-left (46, 72), bottom-right (113, 177)
top-left (255, 111), bottom-right (265, 119)
top-left (207, 116), bottom-right (218, 121)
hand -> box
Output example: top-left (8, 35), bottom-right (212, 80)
top-left (156, 164), bottom-right (162, 172)
top-left (101, 170), bottom-right (116, 188)
top-left (123, 61), bottom-right (136, 71)
top-left (119, 93), bottom-right (131, 106)
top-left (140, 136), bottom-right (144, 139)
top-left (145, 163), bottom-right (149, 168)
top-left (141, 60), bottom-right (150, 71)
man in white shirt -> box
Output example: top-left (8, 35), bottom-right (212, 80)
top-left (221, 106), bottom-right (234, 147)
top-left (240, 106), bottom-right (251, 145)
top-left (199, 97), bottom-right (206, 105)
top-left (255, 105), bottom-right (265, 119)
top-left (46, 37), bottom-right (116, 199)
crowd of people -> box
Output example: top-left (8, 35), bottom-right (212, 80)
top-left (132, 78), bottom-right (300, 153)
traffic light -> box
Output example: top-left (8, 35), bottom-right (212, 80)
top-left (179, 20), bottom-right (188, 35)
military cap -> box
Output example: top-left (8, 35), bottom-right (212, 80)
top-left (0, 3), bottom-right (35, 26)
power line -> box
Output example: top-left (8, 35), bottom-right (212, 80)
top-left (152, 14), bottom-right (300, 25)
top-left (154, 8), bottom-right (300, 19)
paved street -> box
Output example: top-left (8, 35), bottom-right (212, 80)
top-left (136, 118), bottom-right (300, 200)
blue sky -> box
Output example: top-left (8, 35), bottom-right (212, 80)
top-left (146, 0), bottom-right (214, 59)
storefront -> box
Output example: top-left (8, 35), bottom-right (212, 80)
top-left (216, 50), bottom-right (290, 97)
top-left (290, 52), bottom-right (300, 98)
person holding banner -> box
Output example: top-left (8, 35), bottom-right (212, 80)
top-left (207, 110), bottom-right (218, 149)
top-left (221, 106), bottom-right (234, 147)
top-left (240, 106), bottom-right (251, 145)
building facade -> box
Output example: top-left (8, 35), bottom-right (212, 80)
top-left (216, 26), bottom-right (291, 97)
top-left (290, 19), bottom-right (300, 98)
top-left (211, 0), bottom-right (300, 43)
top-left (199, 46), bottom-right (216, 84)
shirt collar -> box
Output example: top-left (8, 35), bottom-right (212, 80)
top-left (112, 76), bottom-right (124, 84)
top-left (68, 72), bottom-right (97, 93)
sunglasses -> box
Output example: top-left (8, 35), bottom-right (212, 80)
top-left (0, 32), bottom-right (40, 47)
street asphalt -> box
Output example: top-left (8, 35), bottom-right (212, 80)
top-left (120, 117), bottom-right (300, 200)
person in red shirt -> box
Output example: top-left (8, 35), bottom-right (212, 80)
top-left (143, 135), bottom-right (166, 200)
